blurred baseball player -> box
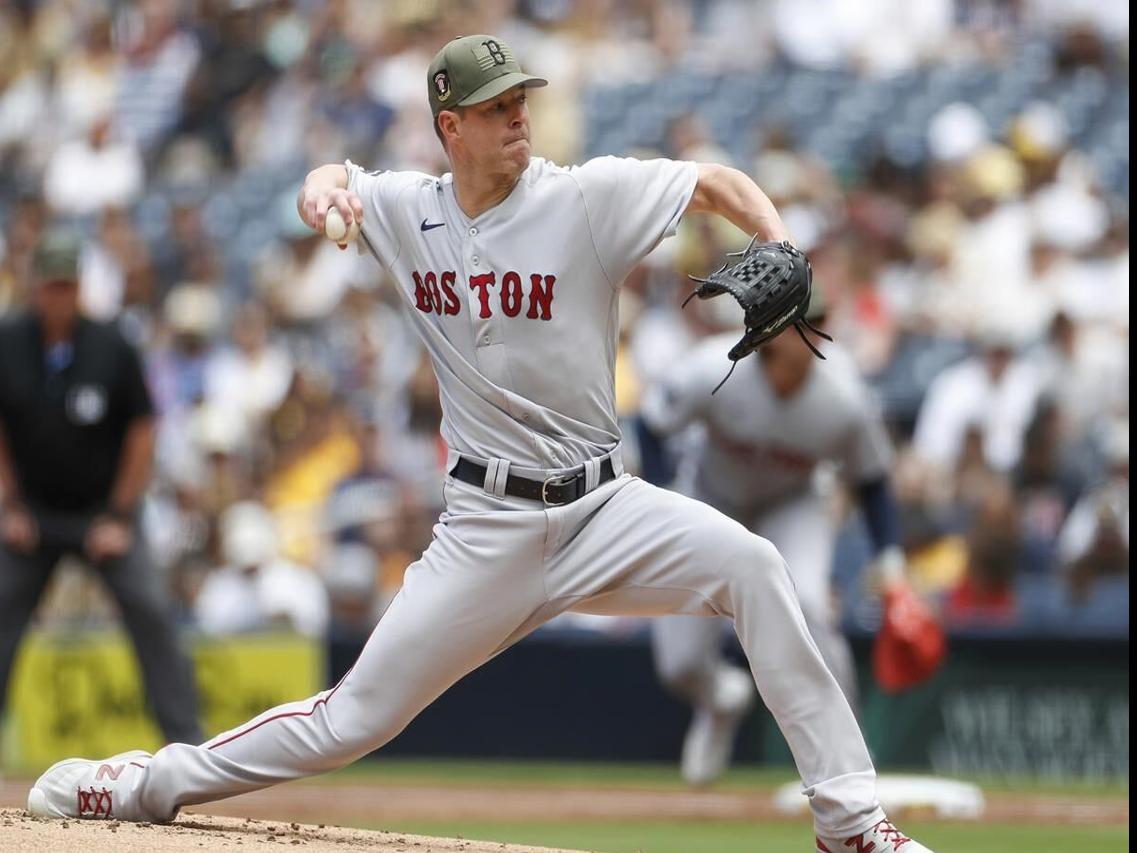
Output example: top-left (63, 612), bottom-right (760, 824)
top-left (29, 35), bottom-right (930, 853)
top-left (639, 296), bottom-right (905, 786)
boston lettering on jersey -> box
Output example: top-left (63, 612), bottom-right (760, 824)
top-left (412, 270), bottom-right (556, 321)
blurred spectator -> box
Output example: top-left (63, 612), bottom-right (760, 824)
top-left (320, 58), bottom-right (396, 167)
top-left (53, 10), bottom-right (121, 139)
top-left (204, 300), bottom-right (294, 434)
top-left (195, 501), bottom-right (329, 638)
top-left (0, 194), bottom-right (47, 314)
top-left (1058, 421), bottom-right (1129, 605)
top-left (912, 323), bottom-right (1045, 474)
top-left (927, 103), bottom-right (990, 166)
top-left (148, 281), bottom-right (222, 415)
top-left (263, 373), bottom-right (361, 565)
top-left (184, 403), bottom-right (250, 525)
top-left (321, 541), bottom-right (383, 641)
top-left (1024, 3), bottom-right (1130, 49)
top-left (326, 417), bottom-right (402, 547)
top-left (1013, 400), bottom-right (1078, 574)
top-left (114, 0), bottom-right (202, 154)
top-left (78, 207), bottom-right (154, 323)
top-left (253, 194), bottom-right (358, 363)
top-left (178, 0), bottom-right (277, 169)
top-left (774, 0), bottom-right (953, 73)
top-left (946, 145), bottom-right (1034, 332)
top-left (150, 195), bottom-right (223, 294)
top-left (326, 279), bottom-right (421, 417)
top-left (378, 352), bottom-right (445, 511)
top-left (1031, 311), bottom-right (1127, 447)
top-left (42, 111), bottom-right (144, 216)
top-left (945, 480), bottom-right (1022, 625)
top-left (325, 413), bottom-right (418, 592)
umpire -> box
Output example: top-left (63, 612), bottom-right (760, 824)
top-left (0, 228), bottom-right (202, 746)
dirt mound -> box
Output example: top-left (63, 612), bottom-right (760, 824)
top-left (0, 809), bottom-right (582, 853)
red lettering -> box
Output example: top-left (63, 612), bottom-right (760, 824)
top-left (500, 271), bottom-right (523, 317)
top-left (439, 271), bottom-right (460, 316)
top-left (469, 272), bottom-right (495, 319)
top-left (411, 271), bottom-right (432, 313)
top-left (425, 271), bottom-right (443, 314)
top-left (527, 274), bottom-right (556, 320)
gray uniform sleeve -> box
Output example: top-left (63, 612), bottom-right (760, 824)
top-left (345, 161), bottom-right (414, 268)
top-left (839, 388), bottom-right (893, 484)
top-left (571, 156), bottom-right (698, 286)
top-left (640, 339), bottom-right (723, 435)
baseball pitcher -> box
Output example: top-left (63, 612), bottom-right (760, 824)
top-left (29, 35), bottom-right (931, 853)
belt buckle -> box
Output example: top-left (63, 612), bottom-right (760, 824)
top-left (541, 473), bottom-right (579, 507)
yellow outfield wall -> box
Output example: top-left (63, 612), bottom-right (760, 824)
top-left (2, 630), bottom-right (323, 773)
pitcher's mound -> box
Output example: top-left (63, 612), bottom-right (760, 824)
top-left (0, 808), bottom-right (583, 852)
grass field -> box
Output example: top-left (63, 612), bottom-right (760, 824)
top-left (323, 758), bottom-right (1131, 796)
top-left (307, 760), bottom-right (1129, 853)
top-left (368, 819), bottom-right (1127, 853)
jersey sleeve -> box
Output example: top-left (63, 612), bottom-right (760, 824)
top-left (639, 340), bottom-right (721, 435)
top-left (571, 156), bottom-right (698, 286)
top-left (344, 160), bottom-right (414, 267)
top-left (839, 388), bottom-right (893, 484)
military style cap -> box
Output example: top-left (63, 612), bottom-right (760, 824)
top-left (427, 35), bottom-right (547, 116)
top-left (32, 228), bottom-right (82, 282)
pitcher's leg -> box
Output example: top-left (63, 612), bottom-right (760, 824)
top-left (558, 479), bottom-right (881, 836)
top-left (755, 497), bottom-right (857, 710)
top-left (134, 507), bottom-right (549, 821)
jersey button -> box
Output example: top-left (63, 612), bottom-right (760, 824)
top-left (468, 227), bottom-right (477, 236)
top-left (472, 255), bottom-right (480, 265)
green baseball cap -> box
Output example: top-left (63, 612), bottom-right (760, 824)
top-left (427, 35), bottom-right (547, 117)
top-left (32, 229), bottom-right (82, 282)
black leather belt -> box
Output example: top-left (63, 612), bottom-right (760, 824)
top-left (450, 457), bottom-right (616, 506)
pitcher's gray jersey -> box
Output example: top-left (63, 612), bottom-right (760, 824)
top-left (641, 333), bottom-right (892, 514)
top-left (347, 156), bottom-right (696, 469)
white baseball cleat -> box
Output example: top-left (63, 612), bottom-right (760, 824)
top-left (816, 817), bottom-right (934, 852)
top-left (680, 666), bottom-right (757, 786)
top-left (28, 750), bottom-right (154, 821)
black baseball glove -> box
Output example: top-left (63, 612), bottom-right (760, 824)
top-left (684, 237), bottom-right (831, 390)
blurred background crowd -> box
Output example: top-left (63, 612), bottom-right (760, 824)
top-left (0, 0), bottom-right (1128, 647)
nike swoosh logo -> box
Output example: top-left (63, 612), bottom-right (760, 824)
top-left (420, 219), bottom-right (445, 232)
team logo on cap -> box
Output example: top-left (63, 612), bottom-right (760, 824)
top-left (433, 71), bottom-right (451, 101)
top-left (482, 40), bottom-right (507, 65)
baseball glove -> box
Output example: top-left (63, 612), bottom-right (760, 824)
top-left (873, 582), bottom-right (947, 693)
top-left (684, 237), bottom-right (831, 391)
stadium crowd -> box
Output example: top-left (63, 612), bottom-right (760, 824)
top-left (0, 0), bottom-right (1128, 645)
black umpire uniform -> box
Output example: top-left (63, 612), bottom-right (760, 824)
top-left (0, 229), bottom-right (201, 745)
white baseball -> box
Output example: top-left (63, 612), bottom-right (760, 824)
top-left (324, 207), bottom-right (360, 243)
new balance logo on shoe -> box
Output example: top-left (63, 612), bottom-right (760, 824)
top-left (95, 763), bottom-right (125, 781)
